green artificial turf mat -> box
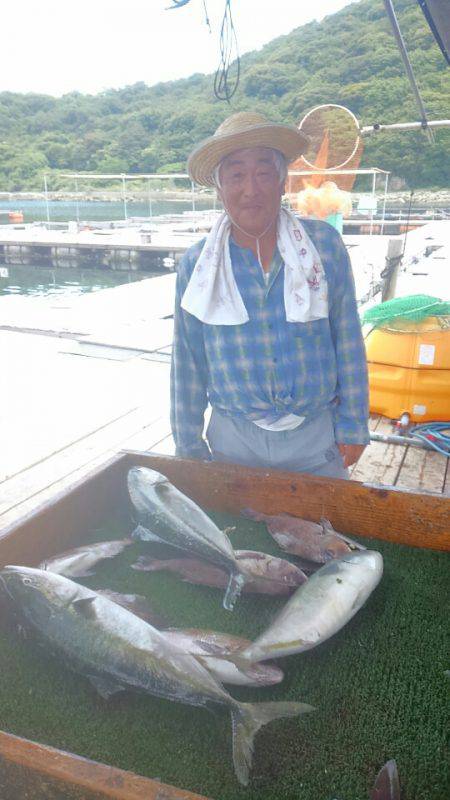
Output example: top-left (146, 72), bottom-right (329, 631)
top-left (0, 509), bottom-right (448, 800)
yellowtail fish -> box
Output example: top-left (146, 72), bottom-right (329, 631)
top-left (0, 566), bottom-right (314, 786)
top-left (129, 467), bottom-right (247, 610)
top-left (233, 551), bottom-right (383, 663)
top-left (39, 539), bottom-right (132, 578)
top-left (162, 628), bottom-right (284, 686)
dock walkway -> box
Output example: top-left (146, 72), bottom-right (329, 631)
top-left (1, 223), bottom-right (449, 535)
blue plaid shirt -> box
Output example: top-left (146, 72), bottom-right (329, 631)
top-left (170, 217), bottom-right (369, 459)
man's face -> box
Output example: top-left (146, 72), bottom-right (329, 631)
top-left (218, 147), bottom-right (284, 237)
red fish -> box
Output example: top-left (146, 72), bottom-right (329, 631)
top-left (241, 509), bottom-right (364, 563)
top-left (131, 549), bottom-right (307, 595)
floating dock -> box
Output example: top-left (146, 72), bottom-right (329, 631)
top-left (0, 214), bottom-right (435, 270)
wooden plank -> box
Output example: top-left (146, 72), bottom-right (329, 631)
top-left (0, 330), bottom-right (168, 482)
top-left (0, 731), bottom-right (208, 800)
top-left (151, 434), bottom-right (176, 456)
top-left (122, 453), bottom-right (450, 551)
top-left (396, 446), bottom-right (447, 493)
top-left (0, 408), bottom-right (168, 528)
top-left (350, 418), bottom-right (406, 485)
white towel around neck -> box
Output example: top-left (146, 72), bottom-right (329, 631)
top-left (181, 207), bottom-right (328, 325)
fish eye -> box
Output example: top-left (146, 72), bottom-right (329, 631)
top-left (22, 577), bottom-right (33, 586)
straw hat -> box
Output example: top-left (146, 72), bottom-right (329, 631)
top-left (187, 111), bottom-right (309, 187)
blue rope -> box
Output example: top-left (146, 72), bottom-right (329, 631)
top-left (409, 422), bottom-right (450, 458)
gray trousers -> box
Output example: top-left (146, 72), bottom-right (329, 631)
top-left (206, 407), bottom-right (349, 479)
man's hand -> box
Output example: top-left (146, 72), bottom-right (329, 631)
top-left (338, 443), bottom-right (366, 468)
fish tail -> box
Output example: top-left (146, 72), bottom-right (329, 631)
top-left (231, 700), bottom-right (315, 786)
top-left (240, 508), bottom-right (264, 521)
top-left (223, 571), bottom-right (246, 611)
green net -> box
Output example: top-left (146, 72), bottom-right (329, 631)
top-left (361, 294), bottom-right (450, 327)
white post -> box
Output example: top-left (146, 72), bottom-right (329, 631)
top-left (75, 177), bottom-right (80, 223)
top-left (121, 174), bottom-right (128, 221)
top-left (44, 174), bottom-right (50, 224)
top-left (369, 171), bottom-right (376, 235)
top-left (191, 181), bottom-right (196, 214)
top-left (147, 178), bottom-right (153, 222)
top-left (380, 173), bottom-right (389, 235)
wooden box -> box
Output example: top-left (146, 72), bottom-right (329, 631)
top-left (0, 451), bottom-right (448, 800)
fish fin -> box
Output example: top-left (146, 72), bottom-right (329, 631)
top-left (131, 524), bottom-right (164, 543)
top-left (223, 571), bottom-right (246, 611)
top-left (87, 674), bottom-right (125, 699)
top-left (222, 526), bottom-right (236, 537)
top-left (320, 518), bottom-right (366, 550)
top-left (231, 700), bottom-right (315, 786)
top-left (370, 759), bottom-right (400, 800)
top-left (71, 596), bottom-right (97, 618)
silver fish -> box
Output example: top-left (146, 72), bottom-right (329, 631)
top-left (161, 628), bottom-right (284, 687)
top-left (132, 549), bottom-right (307, 595)
top-left (39, 539), bottom-right (132, 578)
top-left (234, 550), bottom-right (383, 663)
top-left (0, 565), bottom-right (313, 786)
top-left (128, 467), bottom-right (246, 610)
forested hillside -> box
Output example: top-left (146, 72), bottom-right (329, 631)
top-left (0, 0), bottom-right (448, 191)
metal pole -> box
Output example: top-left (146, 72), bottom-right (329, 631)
top-left (382, 0), bottom-right (434, 142)
top-left (121, 174), bottom-right (128, 221)
top-left (44, 175), bottom-right (50, 225)
top-left (361, 119), bottom-right (450, 135)
top-left (147, 179), bottom-right (153, 222)
top-left (75, 178), bottom-right (80, 223)
top-left (380, 172), bottom-right (389, 235)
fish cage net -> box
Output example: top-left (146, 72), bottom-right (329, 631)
top-left (362, 294), bottom-right (450, 329)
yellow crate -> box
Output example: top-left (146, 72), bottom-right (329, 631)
top-left (365, 319), bottom-right (450, 421)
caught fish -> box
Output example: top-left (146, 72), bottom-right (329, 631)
top-left (370, 759), bottom-right (401, 800)
top-left (0, 566), bottom-right (313, 786)
top-left (95, 590), bottom-right (169, 629)
top-left (161, 628), bottom-right (284, 686)
top-left (39, 539), bottom-right (132, 578)
top-left (232, 550), bottom-right (383, 663)
top-left (128, 467), bottom-right (247, 610)
top-left (131, 549), bottom-right (307, 595)
top-left (242, 509), bottom-right (364, 563)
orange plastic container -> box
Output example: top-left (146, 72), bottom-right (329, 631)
top-left (365, 317), bottom-right (450, 422)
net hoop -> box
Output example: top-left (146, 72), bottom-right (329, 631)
top-left (298, 103), bottom-right (361, 171)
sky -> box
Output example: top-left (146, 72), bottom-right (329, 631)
top-left (0, 0), bottom-right (355, 97)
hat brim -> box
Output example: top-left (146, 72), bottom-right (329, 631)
top-left (187, 123), bottom-right (309, 187)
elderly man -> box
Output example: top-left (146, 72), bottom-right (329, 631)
top-left (170, 112), bottom-right (369, 477)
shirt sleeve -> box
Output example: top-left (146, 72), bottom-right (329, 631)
top-left (170, 250), bottom-right (211, 459)
top-left (328, 230), bottom-right (370, 445)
